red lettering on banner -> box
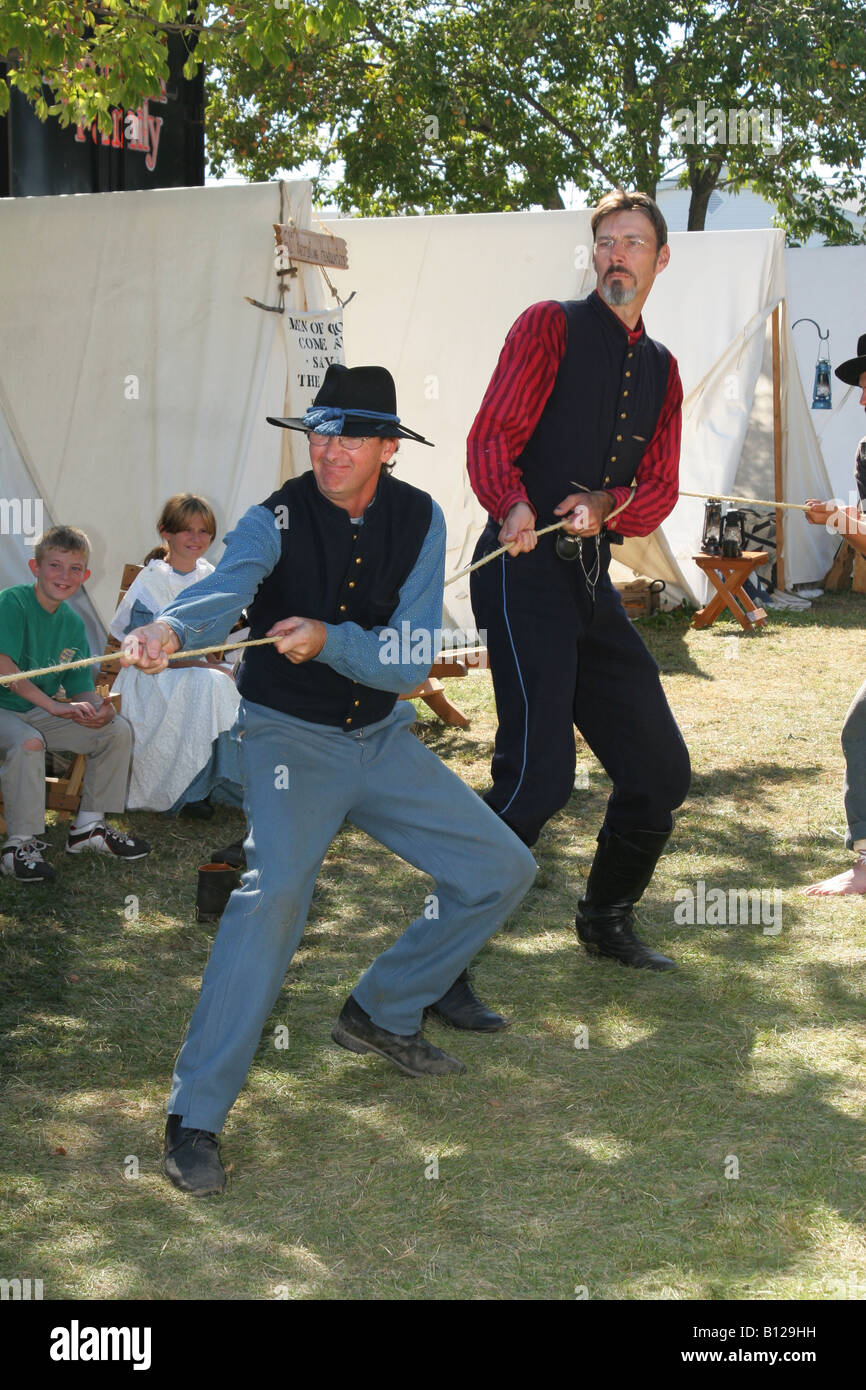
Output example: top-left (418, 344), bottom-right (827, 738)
top-left (71, 81), bottom-right (167, 170)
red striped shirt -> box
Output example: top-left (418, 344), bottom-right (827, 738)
top-left (466, 294), bottom-right (682, 537)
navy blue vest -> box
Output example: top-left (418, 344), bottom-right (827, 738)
top-left (237, 469), bottom-right (433, 729)
top-left (517, 293), bottom-right (670, 530)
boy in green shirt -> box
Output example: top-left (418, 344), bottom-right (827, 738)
top-left (0, 525), bottom-right (150, 882)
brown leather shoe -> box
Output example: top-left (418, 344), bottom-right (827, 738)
top-left (332, 995), bottom-right (467, 1076)
top-left (164, 1114), bottom-right (226, 1195)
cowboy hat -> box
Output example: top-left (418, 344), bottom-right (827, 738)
top-left (267, 363), bottom-right (433, 446)
top-left (835, 333), bottom-right (866, 387)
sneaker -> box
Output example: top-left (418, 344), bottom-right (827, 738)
top-left (65, 823), bottom-right (151, 860)
top-left (164, 1114), bottom-right (226, 1196)
top-left (1, 838), bottom-right (56, 883)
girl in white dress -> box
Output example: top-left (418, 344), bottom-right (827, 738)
top-left (110, 495), bottom-right (243, 815)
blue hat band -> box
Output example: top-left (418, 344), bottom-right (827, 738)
top-left (303, 405), bottom-right (401, 435)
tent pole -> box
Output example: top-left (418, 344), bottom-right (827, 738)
top-left (772, 304), bottom-right (785, 591)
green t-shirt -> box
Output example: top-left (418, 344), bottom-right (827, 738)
top-left (0, 584), bottom-right (94, 714)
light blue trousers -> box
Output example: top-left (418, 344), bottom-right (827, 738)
top-left (169, 698), bottom-right (537, 1132)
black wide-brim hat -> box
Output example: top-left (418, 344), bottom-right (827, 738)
top-left (835, 333), bottom-right (866, 387)
top-left (267, 363), bottom-right (433, 446)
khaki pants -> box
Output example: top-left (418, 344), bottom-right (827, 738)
top-left (0, 707), bottom-right (132, 841)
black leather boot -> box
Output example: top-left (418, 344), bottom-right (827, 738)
top-left (575, 826), bottom-right (676, 971)
top-left (210, 839), bottom-right (246, 871)
top-left (424, 970), bottom-right (511, 1031)
top-left (196, 862), bottom-right (241, 922)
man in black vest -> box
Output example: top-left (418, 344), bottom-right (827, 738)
top-left (467, 189), bottom-right (690, 972)
top-left (121, 365), bottom-right (536, 1194)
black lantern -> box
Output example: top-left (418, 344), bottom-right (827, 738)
top-left (701, 499), bottom-right (723, 555)
top-left (721, 508), bottom-right (746, 558)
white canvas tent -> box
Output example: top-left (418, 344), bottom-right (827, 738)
top-left (0, 181), bottom-right (836, 651)
top-left (0, 180), bottom-right (332, 652)
top-left (321, 210), bottom-right (836, 622)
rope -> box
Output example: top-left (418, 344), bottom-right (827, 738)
top-left (679, 490), bottom-right (812, 513)
top-left (0, 490), bottom-right (639, 686)
top-left (2, 486), bottom-right (821, 687)
top-left (0, 636), bottom-right (276, 688)
top-left (445, 485), bottom-right (637, 587)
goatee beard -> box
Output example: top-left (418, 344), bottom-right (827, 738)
top-left (601, 279), bottom-right (637, 306)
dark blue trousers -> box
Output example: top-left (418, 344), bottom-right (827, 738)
top-left (471, 525), bottom-right (690, 848)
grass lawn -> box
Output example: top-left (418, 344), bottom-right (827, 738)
top-left (1, 594), bottom-right (864, 1301)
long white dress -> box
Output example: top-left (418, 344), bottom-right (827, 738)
top-left (109, 559), bottom-right (242, 811)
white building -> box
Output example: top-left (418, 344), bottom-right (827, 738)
top-left (655, 172), bottom-right (864, 245)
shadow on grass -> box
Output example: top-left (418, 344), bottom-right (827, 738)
top-left (2, 673), bottom-right (864, 1298)
top-left (5, 927), bottom-right (862, 1300)
top-left (2, 798), bottom-right (863, 1300)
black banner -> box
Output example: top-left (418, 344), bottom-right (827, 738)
top-left (0, 35), bottom-right (204, 197)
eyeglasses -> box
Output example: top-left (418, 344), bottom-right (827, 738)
top-left (595, 235), bottom-right (650, 254)
top-left (309, 432), bottom-right (370, 451)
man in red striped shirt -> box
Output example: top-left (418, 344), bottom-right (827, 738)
top-left (467, 189), bottom-right (690, 971)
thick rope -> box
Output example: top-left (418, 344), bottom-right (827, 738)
top-left (0, 485), bottom-right (818, 688)
top-left (0, 636), bottom-right (272, 687)
top-left (679, 490), bottom-right (812, 513)
top-left (446, 485), bottom-right (637, 586)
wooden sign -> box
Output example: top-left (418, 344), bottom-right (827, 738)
top-left (273, 224), bottom-right (349, 270)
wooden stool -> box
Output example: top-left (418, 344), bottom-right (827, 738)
top-left (692, 551), bottom-right (769, 632)
top-left (400, 648), bottom-right (487, 729)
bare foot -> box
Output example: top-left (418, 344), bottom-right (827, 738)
top-left (802, 862), bottom-right (866, 896)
